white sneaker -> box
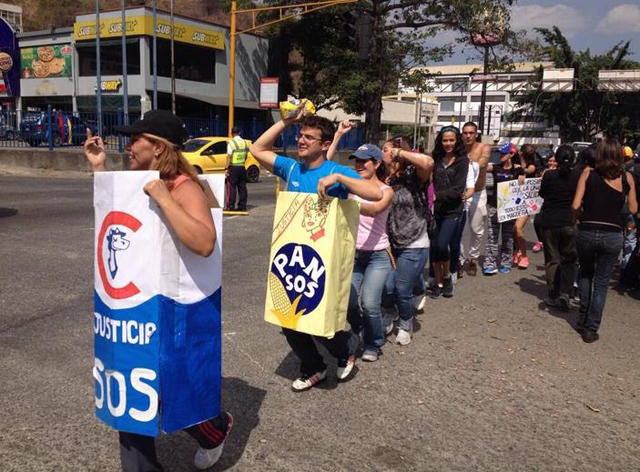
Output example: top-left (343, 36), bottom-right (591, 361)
top-left (395, 329), bottom-right (411, 345)
top-left (413, 293), bottom-right (426, 312)
top-left (382, 306), bottom-right (396, 334)
top-left (291, 370), bottom-right (327, 392)
top-left (451, 272), bottom-right (458, 284)
top-left (336, 356), bottom-right (355, 381)
top-left (193, 413), bottom-right (234, 470)
top-left (361, 350), bottom-right (379, 362)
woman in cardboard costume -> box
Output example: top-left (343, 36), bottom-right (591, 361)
top-left (85, 109), bottom-right (232, 471)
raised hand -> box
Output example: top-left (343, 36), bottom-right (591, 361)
top-left (336, 120), bottom-right (355, 135)
top-left (84, 128), bottom-right (106, 172)
top-left (284, 99), bottom-right (309, 124)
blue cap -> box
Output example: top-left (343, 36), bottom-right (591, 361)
top-left (498, 142), bottom-right (516, 154)
top-left (349, 143), bottom-right (383, 161)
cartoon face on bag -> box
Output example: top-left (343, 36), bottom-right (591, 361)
top-left (302, 198), bottom-right (328, 241)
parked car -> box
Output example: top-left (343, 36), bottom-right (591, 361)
top-left (20, 112), bottom-right (97, 147)
top-left (182, 137), bottom-right (261, 183)
top-left (571, 141), bottom-right (593, 157)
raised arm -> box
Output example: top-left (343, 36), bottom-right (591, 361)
top-left (359, 187), bottom-right (394, 217)
top-left (144, 179), bottom-right (216, 257)
top-left (327, 120), bottom-right (354, 161)
top-left (392, 148), bottom-right (434, 183)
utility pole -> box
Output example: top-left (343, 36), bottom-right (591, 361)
top-left (478, 44), bottom-right (489, 134)
top-left (152, 0), bottom-right (157, 109)
top-left (121, 0), bottom-right (129, 125)
top-left (95, 0), bottom-right (102, 135)
top-left (170, 0), bottom-right (175, 114)
top-left (227, 0), bottom-right (356, 137)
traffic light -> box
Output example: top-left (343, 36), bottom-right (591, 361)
top-left (343, 11), bottom-right (358, 47)
top-left (342, 10), bottom-right (372, 60)
top-left (356, 13), bottom-right (371, 60)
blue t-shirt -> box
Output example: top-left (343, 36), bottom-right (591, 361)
top-left (273, 155), bottom-right (361, 199)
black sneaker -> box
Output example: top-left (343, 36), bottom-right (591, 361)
top-left (581, 329), bottom-right (599, 343)
top-left (442, 276), bottom-right (454, 298)
top-left (558, 294), bottom-right (570, 312)
top-left (430, 285), bottom-right (443, 299)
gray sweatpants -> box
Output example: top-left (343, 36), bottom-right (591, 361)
top-left (485, 205), bottom-right (515, 269)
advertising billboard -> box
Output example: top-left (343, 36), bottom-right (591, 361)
top-left (21, 44), bottom-right (73, 79)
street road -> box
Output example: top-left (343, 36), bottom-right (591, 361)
top-left (1, 169), bottom-right (639, 471)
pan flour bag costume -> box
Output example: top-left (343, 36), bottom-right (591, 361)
top-left (264, 191), bottom-right (360, 337)
top-left (93, 171), bottom-right (224, 436)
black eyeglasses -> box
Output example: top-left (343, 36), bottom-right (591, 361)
top-left (296, 133), bottom-right (323, 143)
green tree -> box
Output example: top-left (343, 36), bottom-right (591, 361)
top-left (262, 0), bottom-right (528, 142)
top-left (514, 26), bottom-right (640, 143)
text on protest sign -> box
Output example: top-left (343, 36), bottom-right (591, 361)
top-left (497, 178), bottom-right (543, 223)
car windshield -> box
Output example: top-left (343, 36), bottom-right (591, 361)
top-left (183, 139), bottom-right (209, 152)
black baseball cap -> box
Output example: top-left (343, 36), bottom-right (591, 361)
top-left (115, 110), bottom-right (189, 148)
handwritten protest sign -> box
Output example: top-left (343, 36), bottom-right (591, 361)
top-left (497, 177), bottom-right (543, 223)
top-left (93, 172), bottom-right (224, 436)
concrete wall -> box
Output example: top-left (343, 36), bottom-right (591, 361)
top-left (0, 148), bottom-right (130, 172)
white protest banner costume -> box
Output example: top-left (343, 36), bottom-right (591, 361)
top-left (497, 177), bottom-right (543, 223)
top-left (93, 171), bottom-right (223, 436)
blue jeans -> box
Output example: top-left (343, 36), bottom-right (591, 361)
top-left (576, 229), bottom-right (623, 332)
top-left (430, 217), bottom-right (460, 263)
top-left (348, 249), bottom-right (392, 352)
top-left (383, 247), bottom-right (429, 332)
top-left (450, 211), bottom-right (467, 273)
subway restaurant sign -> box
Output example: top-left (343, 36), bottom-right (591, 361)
top-left (74, 14), bottom-right (224, 50)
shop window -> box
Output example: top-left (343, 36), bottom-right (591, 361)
top-left (150, 38), bottom-right (216, 84)
top-left (77, 39), bottom-right (141, 76)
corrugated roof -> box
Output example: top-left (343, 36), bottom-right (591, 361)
top-left (412, 62), bottom-right (554, 75)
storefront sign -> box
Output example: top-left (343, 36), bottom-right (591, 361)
top-left (21, 44), bottom-right (73, 79)
top-left (260, 77), bottom-right (279, 108)
top-left (0, 52), bottom-right (12, 71)
top-left (0, 18), bottom-right (19, 97)
top-left (74, 15), bottom-right (225, 50)
top-left (96, 79), bottom-right (123, 93)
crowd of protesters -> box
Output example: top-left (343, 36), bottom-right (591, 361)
top-left (321, 120), bottom-right (639, 353)
top-left (84, 105), bottom-right (639, 470)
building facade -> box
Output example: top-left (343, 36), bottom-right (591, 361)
top-left (400, 62), bottom-right (561, 146)
top-left (0, 6), bottom-right (269, 127)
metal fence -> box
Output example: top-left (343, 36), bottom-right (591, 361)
top-left (0, 106), bottom-right (364, 152)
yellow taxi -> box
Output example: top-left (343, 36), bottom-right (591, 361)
top-left (182, 136), bottom-right (261, 183)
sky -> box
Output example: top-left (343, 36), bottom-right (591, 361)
top-left (441, 0), bottom-right (640, 64)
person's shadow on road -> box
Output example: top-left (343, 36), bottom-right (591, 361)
top-left (159, 377), bottom-right (266, 471)
top-left (514, 275), bottom-right (584, 333)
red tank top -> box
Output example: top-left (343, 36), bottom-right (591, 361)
top-left (170, 174), bottom-right (191, 194)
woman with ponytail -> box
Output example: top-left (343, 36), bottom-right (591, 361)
top-left (538, 144), bottom-right (580, 310)
top-left (380, 136), bottom-right (434, 345)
